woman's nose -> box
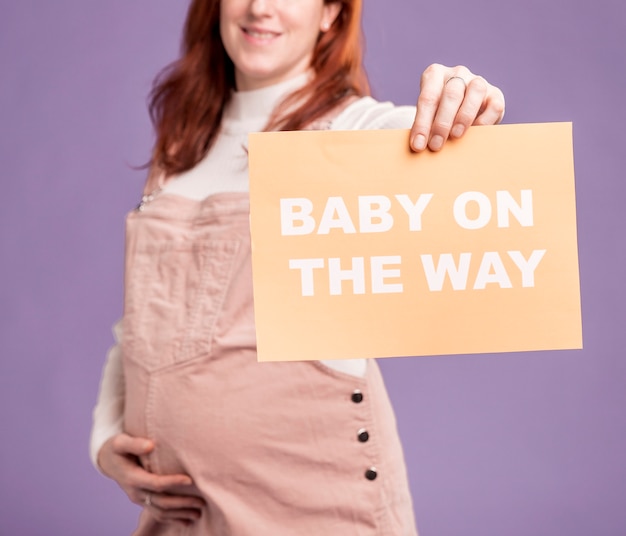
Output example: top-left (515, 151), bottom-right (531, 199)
top-left (248, 0), bottom-right (275, 18)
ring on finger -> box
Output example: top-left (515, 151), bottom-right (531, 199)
top-left (445, 76), bottom-right (467, 89)
top-left (144, 492), bottom-right (152, 507)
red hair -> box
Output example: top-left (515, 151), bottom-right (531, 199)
top-left (147, 0), bottom-right (369, 187)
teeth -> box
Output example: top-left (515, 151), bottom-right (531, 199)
top-left (246, 29), bottom-right (275, 39)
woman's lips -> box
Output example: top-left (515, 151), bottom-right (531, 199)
top-left (241, 26), bottom-right (281, 43)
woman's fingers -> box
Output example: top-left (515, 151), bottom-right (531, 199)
top-left (410, 64), bottom-right (505, 152)
top-left (428, 75), bottom-right (471, 149)
top-left (472, 85), bottom-right (506, 126)
top-left (109, 433), bottom-right (193, 488)
top-left (410, 63), bottom-right (448, 151)
top-left (446, 76), bottom-right (488, 138)
top-left (412, 64), bottom-right (474, 150)
top-left (143, 492), bottom-right (204, 522)
top-left (103, 434), bottom-right (193, 490)
top-left (147, 492), bottom-right (205, 511)
top-left (128, 463), bottom-right (194, 493)
top-left (125, 466), bottom-right (195, 504)
top-left (99, 432), bottom-right (201, 521)
top-left (110, 432), bottom-right (154, 457)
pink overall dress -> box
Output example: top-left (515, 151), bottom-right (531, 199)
top-left (121, 124), bottom-right (418, 536)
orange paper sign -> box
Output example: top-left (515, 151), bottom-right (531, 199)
top-left (248, 123), bottom-right (581, 362)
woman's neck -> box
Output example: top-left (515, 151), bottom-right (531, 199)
top-left (224, 72), bottom-right (310, 125)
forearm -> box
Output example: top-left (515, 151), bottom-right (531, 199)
top-left (90, 320), bottom-right (125, 471)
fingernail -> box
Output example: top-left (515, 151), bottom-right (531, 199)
top-left (451, 124), bottom-right (464, 138)
top-left (412, 134), bottom-right (426, 151)
top-left (429, 135), bottom-right (444, 151)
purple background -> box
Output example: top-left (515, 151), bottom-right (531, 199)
top-left (1, 1), bottom-right (624, 534)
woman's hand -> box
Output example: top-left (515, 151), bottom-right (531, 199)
top-left (98, 433), bottom-right (205, 525)
top-left (410, 64), bottom-right (505, 152)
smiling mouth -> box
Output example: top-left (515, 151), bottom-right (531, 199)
top-left (242, 27), bottom-right (280, 40)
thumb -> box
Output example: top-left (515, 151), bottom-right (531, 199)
top-left (112, 433), bottom-right (154, 457)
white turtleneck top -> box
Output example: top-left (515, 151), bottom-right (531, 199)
top-left (90, 75), bottom-right (417, 468)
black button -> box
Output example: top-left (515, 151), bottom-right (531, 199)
top-left (365, 467), bottom-right (377, 481)
top-left (351, 390), bottom-right (363, 403)
top-left (357, 429), bottom-right (369, 443)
